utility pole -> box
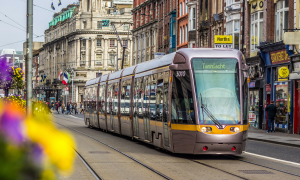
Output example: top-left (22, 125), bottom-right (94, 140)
top-left (26, 0), bottom-right (33, 115)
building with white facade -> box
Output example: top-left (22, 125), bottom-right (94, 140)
top-left (36, 0), bottom-right (133, 103)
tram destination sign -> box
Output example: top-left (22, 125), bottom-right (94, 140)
top-left (193, 59), bottom-right (237, 71)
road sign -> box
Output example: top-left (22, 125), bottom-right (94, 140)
top-left (65, 87), bottom-right (69, 91)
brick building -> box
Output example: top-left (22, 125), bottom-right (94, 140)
top-left (177, 0), bottom-right (189, 49)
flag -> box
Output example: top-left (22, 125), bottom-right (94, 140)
top-left (51, 2), bottom-right (55, 10)
top-left (58, 70), bottom-right (62, 80)
top-left (67, 72), bottom-right (71, 83)
top-left (62, 73), bottom-right (68, 86)
top-left (58, 0), bottom-right (62, 6)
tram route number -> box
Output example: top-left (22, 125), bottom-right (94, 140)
top-left (176, 71), bottom-right (186, 77)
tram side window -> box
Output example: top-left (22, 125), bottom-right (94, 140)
top-left (112, 83), bottom-right (119, 115)
top-left (243, 75), bottom-right (249, 125)
top-left (171, 70), bottom-right (195, 124)
top-left (107, 84), bottom-right (112, 114)
top-left (155, 72), bottom-right (164, 121)
top-left (121, 79), bottom-right (131, 116)
top-left (163, 71), bottom-right (169, 122)
top-left (134, 77), bottom-right (144, 118)
top-left (150, 74), bottom-right (157, 120)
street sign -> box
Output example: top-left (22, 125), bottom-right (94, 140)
top-left (214, 44), bottom-right (233, 49)
top-left (154, 52), bottom-right (166, 59)
top-left (65, 87), bottom-right (69, 91)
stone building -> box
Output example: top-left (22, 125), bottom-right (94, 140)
top-left (36, 1), bottom-right (133, 103)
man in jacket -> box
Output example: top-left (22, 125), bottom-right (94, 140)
top-left (266, 100), bottom-right (277, 133)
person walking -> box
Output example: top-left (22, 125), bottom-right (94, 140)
top-left (66, 103), bottom-right (70, 115)
top-left (61, 103), bottom-right (65, 114)
top-left (74, 103), bottom-right (78, 114)
top-left (266, 100), bottom-right (277, 133)
top-left (56, 102), bottom-right (60, 114)
top-left (80, 102), bottom-right (84, 114)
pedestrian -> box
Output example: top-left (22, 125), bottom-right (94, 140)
top-left (69, 103), bottom-right (73, 114)
top-left (80, 102), bottom-right (84, 114)
top-left (66, 103), bottom-right (70, 115)
top-left (266, 100), bottom-right (277, 133)
top-left (74, 103), bottom-right (78, 114)
top-left (62, 102), bottom-right (65, 114)
top-left (56, 102), bottom-right (60, 114)
top-left (58, 101), bottom-right (62, 114)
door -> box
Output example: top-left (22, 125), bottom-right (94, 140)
top-left (143, 76), bottom-right (151, 141)
top-left (163, 71), bottom-right (170, 146)
top-left (294, 81), bottom-right (300, 134)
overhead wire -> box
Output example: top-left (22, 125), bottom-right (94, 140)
top-left (0, 12), bottom-right (26, 29)
top-left (19, 0), bottom-right (55, 13)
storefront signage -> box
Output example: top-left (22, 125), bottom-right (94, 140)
top-left (250, 0), bottom-right (264, 13)
top-left (266, 84), bottom-right (271, 92)
top-left (214, 44), bottom-right (233, 49)
top-left (214, 35), bottom-right (233, 44)
top-left (270, 49), bottom-right (290, 65)
top-left (294, 62), bottom-right (300, 72)
top-left (249, 82), bottom-right (255, 88)
top-left (278, 66), bottom-right (289, 81)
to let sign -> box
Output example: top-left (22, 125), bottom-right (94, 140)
top-left (270, 49), bottom-right (289, 65)
top-left (214, 44), bottom-right (233, 49)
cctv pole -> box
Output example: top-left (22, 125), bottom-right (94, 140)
top-left (26, 0), bottom-right (33, 115)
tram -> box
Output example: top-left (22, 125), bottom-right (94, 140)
top-left (84, 48), bottom-right (249, 154)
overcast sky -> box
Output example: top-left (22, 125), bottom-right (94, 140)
top-left (0, 0), bottom-right (79, 51)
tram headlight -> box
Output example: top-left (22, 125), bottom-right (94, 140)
top-left (201, 127), bottom-right (212, 132)
top-left (230, 127), bottom-right (240, 133)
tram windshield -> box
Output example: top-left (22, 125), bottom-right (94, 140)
top-left (192, 58), bottom-right (241, 125)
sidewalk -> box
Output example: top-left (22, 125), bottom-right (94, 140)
top-left (248, 127), bottom-right (300, 148)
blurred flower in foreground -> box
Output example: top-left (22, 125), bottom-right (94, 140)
top-left (0, 99), bottom-right (76, 179)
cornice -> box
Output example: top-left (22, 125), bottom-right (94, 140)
top-left (132, 19), bottom-right (158, 33)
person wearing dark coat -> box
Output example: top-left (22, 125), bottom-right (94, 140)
top-left (266, 100), bottom-right (277, 133)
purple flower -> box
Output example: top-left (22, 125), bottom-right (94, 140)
top-left (0, 111), bottom-right (24, 144)
top-left (31, 144), bottom-right (44, 165)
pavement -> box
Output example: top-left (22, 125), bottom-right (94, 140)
top-left (248, 127), bottom-right (300, 148)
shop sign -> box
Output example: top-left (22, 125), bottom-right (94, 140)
top-left (294, 62), bottom-right (300, 72)
top-left (249, 82), bottom-right (255, 88)
top-left (270, 49), bottom-right (290, 65)
top-left (278, 66), bottom-right (289, 81)
top-left (214, 44), bottom-right (233, 49)
top-left (214, 35), bottom-right (233, 44)
top-left (266, 84), bottom-right (271, 92)
top-left (250, 0), bottom-right (264, 13)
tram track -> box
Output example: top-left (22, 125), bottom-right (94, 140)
top-left (55, 115), bottom-right (300, 180)
top-left (54, 120), bottom-right (174, 180)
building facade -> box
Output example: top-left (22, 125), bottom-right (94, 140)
top-left (36, 1), bottom-right (133, 103)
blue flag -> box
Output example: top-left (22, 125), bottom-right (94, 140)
top-left (58, 0), bottom-right (62, 6)
top-left (51, 2), bottom-right (55, 10)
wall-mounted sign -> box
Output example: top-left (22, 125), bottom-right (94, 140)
top-left (294, 62), bottom-right (300, 72)
top-left (214, 35), bottom-right (233, 44)
top-left (214, 44), bottom-right (233, 49)
top-left (154, 52), bottom-right (165, 59)
top-left (270, 49), bottom-right (289, 65)
top-left (249, 82), bottom-right (255, 88)
top-left (278, 66), bottom-right (289, 81)
top-left (266, 84), bottom-right (271, 92)
top-left (102, 20), bottom-right (110, 27)
top-left (250, 0), bottom-right (264, 13)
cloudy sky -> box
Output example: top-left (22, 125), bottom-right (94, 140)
top-left (0, 0), bottom-right (79, 51)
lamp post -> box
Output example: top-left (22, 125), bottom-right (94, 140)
top-left (71, 68), bottom-right (74, 103)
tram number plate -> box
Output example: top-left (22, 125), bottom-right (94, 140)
top-left (176, 71), bottom-right (186, 77)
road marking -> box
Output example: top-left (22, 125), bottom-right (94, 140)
top-left (69, 115), bottom-right (83, 119)
top-left (245, 152), bottom-right (300, 166)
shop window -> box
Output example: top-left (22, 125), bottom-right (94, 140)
top-left (251, 11), bottom-right (264, 51)
top-left (275, 0), bottom-right (289, 42)
top-left (275, 83), bottom-right (289, 128)
top-left (249, 90), bottom-right (259, 128)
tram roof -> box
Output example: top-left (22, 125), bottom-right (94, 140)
top-left (85, 77), bottom-right (100, 87)
top-left (100, 74), bottom-right (109, 83)
top-left (135, 52), bottom-right (175, 74)
top-left (108, 69), bottom-right (123, 81)
top-left (177, 48), bottom-right (241, 60)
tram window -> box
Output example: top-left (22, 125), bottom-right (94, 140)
top-left (121, 79), bottom-right (131, 116)
top-left (155, 73), bottom-right (164, 121)
top-left (163, 71), bottom-right (169, 122)
top-left (243, 78), bottom-right (249, 125)
top-left (107, 84), bottom-right (112, 114)
top-left (112, 83), bottom-right (119, 115)
top-left (171, 70), bottom-right (195, 124)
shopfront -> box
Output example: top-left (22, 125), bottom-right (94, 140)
top-left (258, 42), bottom-right (294, 132)
top-left (289, 54), bottom-right (300, 134)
